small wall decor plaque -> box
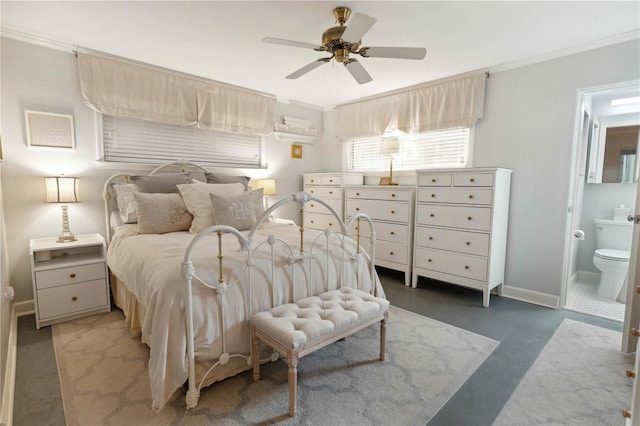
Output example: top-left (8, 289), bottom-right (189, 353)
top-left (291, 144), bottom-right (303, 159)
top-left (25, 110), bottom-right (75, 150)
top-left (379, 177), bottom-right (391, 185)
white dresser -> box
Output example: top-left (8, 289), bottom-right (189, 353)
top-left (345, 186), bottom-right (415, 286)
top-left (303, 173), bottom-right (363, 232)
top-left (413, 167), bottom-right (512, 307)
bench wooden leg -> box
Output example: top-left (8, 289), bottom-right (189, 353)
top-left (287, 351), bottom-right (299, 417)
top-left (252, 326), bottom-right (260, 383)
top-left (380, 313), bottom-right (388, 361)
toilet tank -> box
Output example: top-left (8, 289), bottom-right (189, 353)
top-left (594, 219), bottom-right (633, 251)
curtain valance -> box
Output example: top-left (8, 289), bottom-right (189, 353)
top-left (335, 73), bottom-right (486, 139)
top-left (77, 52), bottom-right (274, 134)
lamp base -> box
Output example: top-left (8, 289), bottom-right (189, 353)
top-left (56, 233), bottom-right (77, 243)
top-left (57, 205), bottom-right (77, 243)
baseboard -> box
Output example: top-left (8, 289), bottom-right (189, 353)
top-left (501, 285), bottom-right (560, 309)
top-left (0, 300), bottom-right (35, 426)
top-left (575, 270), bottom-right (600, 285)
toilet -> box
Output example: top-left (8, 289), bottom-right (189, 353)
top-left (593, 218), bottom-right (632, 299)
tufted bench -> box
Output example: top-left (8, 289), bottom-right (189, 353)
top-left (251, 287), bottom-right (390, 417)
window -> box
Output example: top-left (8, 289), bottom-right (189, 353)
top-left (348, 127), bottom-right (470, 171)
top-left (101, 115), bottom-right (263, 167)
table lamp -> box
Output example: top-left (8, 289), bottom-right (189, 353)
top-left (382, 138), bottom-right (400, 185)
top-left (250, 179), bottom-right (277, 210)
top-left (45, 176), bottom-right (79, 242)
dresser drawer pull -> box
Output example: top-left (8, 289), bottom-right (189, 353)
top-left (356, 207), bottom-right (360, 211)
top-left (466, 241), bottom-right (471, 245)
top-left (430, 213), bottom-right (435, 217)
top-left (428, 236), bottom-right (433, 240)
top-left (464, 265), bottom-right (470, 270)
top-left (356, 192), bottom-right (360, 196)
top-left (390, 210), bottom-right (396, 214)
top-left (467, 216), bottom-right (473, 221)
top-left (390, 231), bottom-right (395, 235)
top-left (626, 369), bottom-right (636, 378)
top-left (328, 179), bottom-right (334, 183)
top-left (329, 191), bottom-right (333, 195)
top-left (469, 194), bottom-right (474, 199)
top-left (623, 410), bottom-right (631, 419)
top-left (310, 190), bottom-right (315, 194)
top-left (310, 220), bottom-right (314, 224)
top-left (470, 178), bottom-right (475, 182)
top-left (71, 296), bottom-right (78, 301)
top-left (427, 259), bottom-right (432, 262)
top-left (431, 193), bottom-right (436, 198)
top-left (636, 285), bottom-right (640, 294)
top-left (389, 252), bottom-right (394, 255)
top-left (329, 223), bottom-right (333, 226)
top-left (431, 178), bottom-right (436, 183)
top-left (391, 193), bottom-right (396, 197)
top-left (631, 328), bottom-right (640, 337)
top-left (70, 273), bottom-right (77, 278)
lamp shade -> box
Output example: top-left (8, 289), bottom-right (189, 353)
top-left (44, 177), bottom-right (79, 203)
top-left (250, 179), bottom-right (277, 196)
top-left (382, 138), bottom-right (400, 156)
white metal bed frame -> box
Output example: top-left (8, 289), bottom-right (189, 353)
top-left (102, 161), bottom-right (379, 410)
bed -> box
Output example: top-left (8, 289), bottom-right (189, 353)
top-left (102, 160), bottom-right (384, 412)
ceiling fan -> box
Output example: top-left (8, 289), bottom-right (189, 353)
top-left (262, 7), bottom-right (427, 85)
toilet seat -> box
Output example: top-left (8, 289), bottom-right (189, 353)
top-left (595, 249), bottom-right (630, 262)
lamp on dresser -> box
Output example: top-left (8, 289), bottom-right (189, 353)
top-left (381, 138), bottom-right (400, 185)
top-left (44, 176), bottom-right (79, 242)
top-left (250, 178), bottom-right (277, 209)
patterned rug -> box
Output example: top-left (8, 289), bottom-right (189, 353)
top-left (53, 306), bottom-right (498, 425)
top-left (493, 318), bottom-right (633, 425)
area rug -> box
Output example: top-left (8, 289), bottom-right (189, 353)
top-left (53, 306), bottom-right (498, 425)
top-left (493, 318), bottom-right (633, 426)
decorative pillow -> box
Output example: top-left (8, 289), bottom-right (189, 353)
top-left (133, 192), bottom-right (193, 234)
top-left (113, 184), bottom-right (138, 223)
top-left (131, 173), bottom-right (191, 193)
top-left (205, 172), bottom-right (251, 190)
top-left (177, 182), bottom-right (245, 233)
top-left (250, 188), bottom-right (266, 221)
top-left (209, 192), bottom-right (257, 231)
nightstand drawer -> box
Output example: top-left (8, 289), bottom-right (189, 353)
top-left (415, 247), bottom-right (487, 281)
top-left (346, 199), bottom-right (410, 223)
top-left (417, 188), bottom-right (493, 205)
top-left (35, 262), bottom-right (106, 290)
top-left (415, 227), bottom-right (489, 256)
top-left (37, 279), bottom-right (108, 320)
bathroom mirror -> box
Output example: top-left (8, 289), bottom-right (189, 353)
top-left (587, 118), bottom-right (640, 183)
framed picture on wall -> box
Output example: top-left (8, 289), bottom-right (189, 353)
top-left (25, 110), bottom-right (76, 150)
top-left (291, 144), bottom-right (303, 159)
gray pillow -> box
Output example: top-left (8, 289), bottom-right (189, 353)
top-left (205, 172), bottom-right (250, 190)
top-left (131, 173), bottom-right (191, 193)
top-left (250, 188), bottom-right (266, 221)
top-left (134, 192), bottom-right (193, 234)
top-left (209, 192), bottom-right (257, 231)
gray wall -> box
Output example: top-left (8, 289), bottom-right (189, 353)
top-left (0, 37), bottom-right (324, 303)
top-left (473, 39), bottom-right (640, 299)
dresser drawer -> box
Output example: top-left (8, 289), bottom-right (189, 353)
top-left (453, 173), bottom-right (494, 187)
top-left (345, 188), bottom-right (410, 202)
top-left (307, 198), bottom-right (342, 214)
top-left (37, 279), bottom-right (108, 320)
top-left (415, 227), bottom-right (489, 256)
top-left (305, 186), bottom-right (341, 199)
top-left (377, 240), bottom-right (408, 265)
top-left (35, 262), bottom-right (106, 290)
top-left (346, 199), bottom-right (410, 223)
top-left (417, 174), bottom-right (452, 187)
top-left (416, 204), bottom-right (491, 231)
top-left (352, 221), bottom-right (408, 244)
top-left (414, 247), bottom-right (487, 281)
top-left (304, 212), bottom-right (342, 232)
top-left (417, 188), bottom-right (493, 205)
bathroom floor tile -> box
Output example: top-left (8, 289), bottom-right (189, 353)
top-left (565, 280), bottom-right (625, 322)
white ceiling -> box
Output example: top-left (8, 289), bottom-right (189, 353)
top-left (2, 1), bottom-right (639, 109)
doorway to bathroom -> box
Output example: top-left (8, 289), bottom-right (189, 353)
top-left (562, 80), bottom-right (640, 322)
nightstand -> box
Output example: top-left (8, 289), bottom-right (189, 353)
top-left (30, 233), bottom-right (111, 328)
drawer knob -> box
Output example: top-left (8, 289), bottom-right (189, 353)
top-left (631, 328), bottom-right (640, 337)
top-left (469, 194), bottom-right (474, 199)
top-left (310, 190), bottom-right (315, 194)
top-left (329, 191), bottom-right (333, 194)
top-left (467, 216), bottom-right (473, 221)
top-left (431, 194), bottom-right (436, 198)
top-left (428, 259), bottom-right (432, 262)
top-left (626, 369), bottom-right (636, 378)
top-left (391, 193), bottom-right (396, 197)
top-left (70, 273), bottom-right (77, 278)
top-left (464, 265), bottom-right (470, 269)
top-left (430, 213), bottom-right (435, 217)
top-left (310, 220), bottom-right (314, 224)
top-left (466, 241), bottom-right (471, 245)
top-left (71, 296), bottom-right (78, 301)
top-left (356, 207), bottom-right (360, 211)
top-left (470, 178), bottom-right (475, 182)
top-left (431, 178), bottom-right (436, 183)
top-left (356, 192), bottom-right (360, 196)
top-left (329, 223), bottom-right (333, 226)
top-left (390, 231), bottom-right (395, 235)
top-left (391, 210), bottom-right (395, 214)
top-left (623, 410), bottom-right (632, 419)
top-left (389, 252), bottom-right (394, 255)
top-left (429, 236), bottom-right (433, 240)
top-left (636, 285), bottom-right (640, 295)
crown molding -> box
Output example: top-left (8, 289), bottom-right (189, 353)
top-left (1, 27), bottom-right (75, 53)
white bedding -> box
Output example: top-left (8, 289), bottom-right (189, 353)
top-left (107, 221), bottom-right (384, 411)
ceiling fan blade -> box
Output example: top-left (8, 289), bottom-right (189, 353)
top-left (262, 37), bottom-right (325, 51)
top-left (286, 58), bottom-right (331, 80)
top-left (341, 13), bottom-right (377, 43)
top-left (359, 46), bottom-right (427, 60)
top-left (344, 59), bottom-right (373, 85)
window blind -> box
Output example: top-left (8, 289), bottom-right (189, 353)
top-left (349, 128), bottom-right (470, 171)
top-left (102, 115), bottom-right (262, 167)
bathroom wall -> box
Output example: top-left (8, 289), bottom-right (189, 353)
top-left (577, 182), bottom-right (637, 273)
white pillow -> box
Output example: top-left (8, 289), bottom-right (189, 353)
top-left (177, 183), bottom-right (245, 233)
top-left (209, 192), bottom-right (256, 231)
top-left (113, 184), bottom-right (138, 223)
